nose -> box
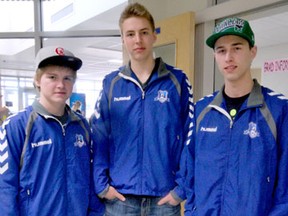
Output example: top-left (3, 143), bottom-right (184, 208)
top-left (135, 32), bottom-right (142, 43)
top-left (56, 79), bottom-right (65, 88)
top-left (225, 51), bottom-right (233, 62)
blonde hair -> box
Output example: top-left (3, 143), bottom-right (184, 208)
top-left (119, 3), bottom-right (155, 34)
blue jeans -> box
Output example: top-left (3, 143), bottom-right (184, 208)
top-left (104, 195), bottom-right (181, 216)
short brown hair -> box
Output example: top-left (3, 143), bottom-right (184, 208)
top-left (119, 3), bottom-right (155, 33)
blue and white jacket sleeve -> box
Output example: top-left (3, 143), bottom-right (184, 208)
top-left (91, 81), bottom-right (111, 197)
top-left (184, 120), bottom-right (196, 215)
top-left (268, 101), bottom-right (288, 215)
top-left (0, 118), bottom-right (25, 215)
top-left (171, 75), bottom-right (194, 201)
top-left (85, 117), bottom-right (105, 215)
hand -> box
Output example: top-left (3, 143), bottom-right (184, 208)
top-left (157, 192), bottom-right (180, 206)
top-left (104, 186), bottom-right (126, 201)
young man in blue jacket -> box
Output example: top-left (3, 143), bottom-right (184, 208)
top-left (0, 46), bottom-right (104, 215)
top-left (185, 17), bottom-right (288, 215)
top-left (91, 2), bottom-right (194, 215)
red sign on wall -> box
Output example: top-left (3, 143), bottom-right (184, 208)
top-left (263, 58), bottom-right (288, 73)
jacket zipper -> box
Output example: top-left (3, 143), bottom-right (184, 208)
top-left (209, 105), bottom-right (233, 214)
top-left (43, 115), bottom-right (68, 202)
top-left (119, 73), bottom-right (145, 98)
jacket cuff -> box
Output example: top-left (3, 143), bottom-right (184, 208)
top-left (170, 187), bottom-right (185, 203)
top-left (98, 185), bottom-right (109, 199)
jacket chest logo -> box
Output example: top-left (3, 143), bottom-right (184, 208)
top-left (243, 122), bottom-right (260, 139)
top-left (154, 90), bottom-right (170, 103)
top-left (74, 134), bottom-right (86, 148)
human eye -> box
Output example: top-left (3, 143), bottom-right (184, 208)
top-left (235, 46), bottom-right (242, 51)
top-left (126, 32), bottom-right (134, 37)
top-left (47, 75), bottom-right (56, 80)
top-left (215, 48), bottom-right (225, 55)
top-left (64, 76), bottom-right (75, 82)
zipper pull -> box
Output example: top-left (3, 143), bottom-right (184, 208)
top-left (230, 120), bottom-right (233, 128)
top-left (62, 123), bottom-right (67, 136)
top-left (142, 91), bottom-right (145, 99)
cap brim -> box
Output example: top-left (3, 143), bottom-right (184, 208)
top-left (206, 32), bottom-right (253, 48)
top-left (38, 56), bottom-right (82, 71)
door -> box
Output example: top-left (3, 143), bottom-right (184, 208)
top-left (154, 11), bottom-right (195, 84)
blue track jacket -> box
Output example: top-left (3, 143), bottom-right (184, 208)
top-left (185, 80), bottom-right (288, 215)
top-left (0, 100), bottom-right (104, 216)
top-left (91, 58), bottom-right (194, 200)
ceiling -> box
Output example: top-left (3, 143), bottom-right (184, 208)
top-left (1, 2), bottom-right (288, 81)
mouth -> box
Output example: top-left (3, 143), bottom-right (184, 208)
top-left (224, 65), bottom-right (237, 72)
top-left (55, 92), bottom-right (66, 96)
top-left (134, 47), bottom-right (145, 52)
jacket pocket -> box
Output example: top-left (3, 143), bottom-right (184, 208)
top-left (19, 188), bottom-right (32, 215)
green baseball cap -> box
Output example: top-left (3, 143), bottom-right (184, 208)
top-left (206, 17), bottom-right (255, 48)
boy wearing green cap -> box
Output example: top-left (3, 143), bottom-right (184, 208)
top-left (185, 17), bottom-right (288, 215)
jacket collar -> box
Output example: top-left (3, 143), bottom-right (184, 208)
top-left (32, 99), bottom-right (80, 122)
top-left (212, 79), bottom-right (264, 108)
top-left (119, 57), bottom-right (170, 79)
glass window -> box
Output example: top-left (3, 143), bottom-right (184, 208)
top-left (19, 77), bottom-right (35, 88)
top-left (0, 39), bottom-right (35, 112)
top-left (41, 0), bottom-right (127, 31)
top-left (74, 79), bottom-right (103, 118)
top-left (0, 39), bottom-right (36, 76)
top-left (1, 77), bottom-right (19, 114)
top-left (0, 77), bottom-right (36, 113)
top-left (22, 88), bottom-right (37, 108)
top-left (0, 1), bottom-right (126, 115)
top-left (0, 1), bottom-right (34, 32)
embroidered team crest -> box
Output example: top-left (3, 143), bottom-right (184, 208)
top-left (155, 90), bottom-right (170, 103)
top-left (74, 134), bottom-right (86, 148)
top-left (243, 122), bottom-right (260, 139)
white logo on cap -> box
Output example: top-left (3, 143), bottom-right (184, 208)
top-left (215, 18), bottom-right (245, 33)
